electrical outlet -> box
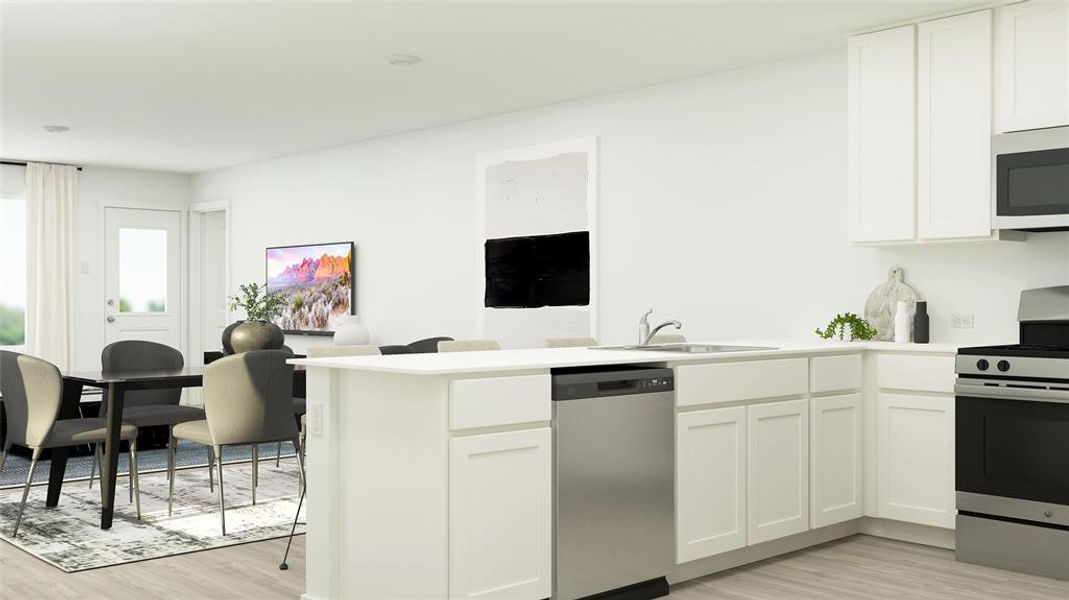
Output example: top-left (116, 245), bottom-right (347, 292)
top-left (308, 403), bottom-right (324, 436)
top-left (951, 313), bottom-right (974, 329)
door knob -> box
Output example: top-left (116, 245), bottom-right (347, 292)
top-left (106, 315), bottom-right (116, 323)
top-left (107, 299), bottom-right (115, 306)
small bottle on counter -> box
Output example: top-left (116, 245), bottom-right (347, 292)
top-left (894, 301), bottom-right (911, 343)
top-left (913, 301), bottom-right (930, 344)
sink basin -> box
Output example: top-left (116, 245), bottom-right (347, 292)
top-left (595, 343), bottom-right (777, 354)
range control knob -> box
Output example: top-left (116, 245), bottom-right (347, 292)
top-left (976, 359), bottom-right (989, 371)
top-left (997, 360), bottom-right (1011, 372)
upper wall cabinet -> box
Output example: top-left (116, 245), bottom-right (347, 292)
top-left (997, 2), bottom-right (1069, 132)
top-left (848, 25), bottom-right (917, 243)
top-left (917, 10), bottom-right (993, 240)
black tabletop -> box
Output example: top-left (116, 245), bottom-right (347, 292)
top-left (62, 366), bottom-right (208, 387)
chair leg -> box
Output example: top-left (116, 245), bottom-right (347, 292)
top-left (130, 439), bottom-right (142, 520)
top-left (0, 440), bottom-right (12, 472)
top-left (167, 426), bottom-right (174, 481)
top-left (215, 445), bottom-right (226, 536)
top-left (293, 437), bottom-right (306, 497)
top-left (298, 424), bottom-right (307, 496)
top-left (251, 445), bottom-right (258, 505)
top-left (275, 440), bottom-right (282, 467)
top-left (207, 446), bottom-right (215, 493)
top-left (168, 439), bottom-right (177, 517)
top-left (127, 443), bottom-right (134, 504)
top-left (88, 444), bottom-right (97, 489)
top-left (94, 444), bottom-right (105, 504)
top-left (12, 447), bottom-right (42, 538)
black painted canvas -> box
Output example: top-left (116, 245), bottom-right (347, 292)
top-left (484, 231), bottom-right (590, 308)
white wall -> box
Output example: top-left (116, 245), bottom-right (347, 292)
top-left (1, 164), bottom-right (192, 369)
top-left (193, 50), bottom-right (1069, 351)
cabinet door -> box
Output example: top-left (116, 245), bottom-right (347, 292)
top-left (877, 393), bottom-right (955, 528)
top-left (997, 2), bottom-right (1069, 132)
top-left (747, 399), bottom-right (809, 544)
top-left (449, 428), bottom-right (551, 599)
top-left (918, 10), bottom-right (993, 240)
top-left (676, 406), bottom-right (747, 563)
top-left (848, 25), bottom-right (917, 242)
top-left (810, 394), bottom-right (863, 528)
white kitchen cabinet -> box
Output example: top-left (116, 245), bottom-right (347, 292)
top-left (449, 428), bottom-right (551, 599)
top-left (877, 393), bottom-right (955, 529)
top-left (997, 2), bottom-right (1069, 132)
top-left (918, 10), bottom-right (993, 240)
top-left (676, 406), bottom-right (747, 563)
top-left (747, 399), bottom-right (809, 544)
top-left (848, 25), bottom-right (917, 242)
top-left (810, 394), bottom-right (863, 528)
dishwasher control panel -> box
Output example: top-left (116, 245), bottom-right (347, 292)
top-left (551, 366), bottom-right (674, 401)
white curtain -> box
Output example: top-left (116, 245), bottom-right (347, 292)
top-left (25, 162), bottom-right (77, 371)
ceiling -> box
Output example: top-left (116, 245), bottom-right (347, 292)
top-left (1, 1), bottom-right (981, 174)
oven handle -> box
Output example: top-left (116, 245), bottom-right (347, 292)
top-left (955, 382), bottom-right (1069, 404)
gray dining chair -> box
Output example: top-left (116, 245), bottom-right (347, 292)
top-left (169, 350), bottom-right (304, 535)
top-left (438, 339), bottom-right (501, 352)
top-left (0, 351), bottom-right (141, 537)
top-left (544, 337), bottom-right (598, 348)
top-left (93, 341), bottom-right (208, 495)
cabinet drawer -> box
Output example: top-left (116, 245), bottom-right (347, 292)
top-left (876, 354), bottom-right (955, 393)
top-left (810, 354), bottom-right (863, 393)
top-left (677, 359), bottom-right (808, 407)
top-left (450, 375), bottom-right (550, 430)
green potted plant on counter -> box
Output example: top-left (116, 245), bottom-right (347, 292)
top-left (223, 283), bottom-right (288, 354)
top-left (815, 312), bottom-right (878, 342)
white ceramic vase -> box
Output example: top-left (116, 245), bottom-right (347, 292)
top-left (894, 301), bottom-right (911, 343)
top-left (333, 315), bottom-right (370, 345)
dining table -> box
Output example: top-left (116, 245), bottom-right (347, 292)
top-left (56, 364), bottom-right (306, 529)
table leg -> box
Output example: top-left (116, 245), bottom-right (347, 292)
top-left (45, 380), bottom-right (84, 507)
top-left (100, 382), bottom-right (126, 529)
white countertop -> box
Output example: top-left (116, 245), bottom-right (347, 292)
top-left (289, 338), bottom-right (967, 375)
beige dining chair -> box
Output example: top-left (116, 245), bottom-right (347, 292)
top-left (544, 337), bottom-right (598, 348)
top-left (0, 351), bottom-right (142, 537)
top-left (438, 340), bottom-right (501, 352)
top-left (168, 350), bottom-right (303, 535)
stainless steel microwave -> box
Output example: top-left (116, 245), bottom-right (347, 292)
top-left (993, 126), bottom-right (1069, 231)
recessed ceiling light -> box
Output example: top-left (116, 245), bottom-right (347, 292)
top-left (388, 54), bottom-right (422, 67)
top-left (43, 125), bottom-right (70, 133)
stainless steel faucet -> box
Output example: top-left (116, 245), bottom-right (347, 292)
top-left (639, 309), bottom-right (682, 345)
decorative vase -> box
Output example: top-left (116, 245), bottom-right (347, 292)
top-left (222, 320), bottom-right (285, 354)
top-left (894, 301), bottom-right (911, 343)
top-left (913, 301), bottom-right (930, 344)
top-left (333, 315), bottom-right (370, 345)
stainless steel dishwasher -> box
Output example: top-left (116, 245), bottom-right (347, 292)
top-left (551, 366), bottom-right (675, 600)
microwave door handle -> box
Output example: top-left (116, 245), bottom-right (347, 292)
top-left (955, 382), bottom-right (1069, 404)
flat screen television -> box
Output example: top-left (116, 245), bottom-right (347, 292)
top-left (266, 241), bottom-right (354, 335)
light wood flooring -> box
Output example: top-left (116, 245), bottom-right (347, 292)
top-left (2, 533), bottom-right (1067, 599)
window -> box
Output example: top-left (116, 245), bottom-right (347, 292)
top-left (0, 196), bottom-right (26, 348)
top-left (118, 227), bottom-right (168, 313)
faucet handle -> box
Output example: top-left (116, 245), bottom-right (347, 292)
top-left (640, 308), bottom-right (653, 324)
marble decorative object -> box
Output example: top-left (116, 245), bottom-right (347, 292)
top-left (864, 267), bottom-right (920, 341)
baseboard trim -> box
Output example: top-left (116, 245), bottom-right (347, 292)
top-left (858, 516), bottom-right (956, 550)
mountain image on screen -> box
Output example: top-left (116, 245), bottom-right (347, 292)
top-left (267, 242), bottom-right (353, 333)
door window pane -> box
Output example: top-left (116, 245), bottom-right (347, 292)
top-left (0, 197), bottom-right (26, 347)
top-left (119, 228), bottom-right (167, 313)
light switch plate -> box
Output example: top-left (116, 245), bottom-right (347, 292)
top-left (308, 403), bottom-right (324, 436)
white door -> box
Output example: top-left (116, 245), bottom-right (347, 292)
top-left (877, 393), bottom-right (955, 528)
top-left (449, 428), bottom-right (551, 600)
top-left (810, 393), bottom-right (863, 528)
top-left (997, 2), bottom-right (1069, 132)
top-left (747, 399), bottom-right (809, 544)
top-left (848, 25), bottom-right (917, 242)
top-left (104, 207), bottom-right (182, 348)
top-left (676, 406), bottom-right (747, 563)
top-left (917, 10), bottom-right (993, 240)
top-left (199, 210), bottom-right (228, 352)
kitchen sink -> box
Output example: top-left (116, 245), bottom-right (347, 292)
top-left (595, 343), bottom-right (777, 353)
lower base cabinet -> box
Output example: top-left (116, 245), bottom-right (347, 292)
top-left (810, 394), bottom-right (863, 527)
top-left (747, 399), bottom-right (810, 544)
top-left (676, 406), bottom-right (748, 563)
top-left (449, 428), bottom-right (552, 599)
top-left (877, 393), bottom-right (955, 528)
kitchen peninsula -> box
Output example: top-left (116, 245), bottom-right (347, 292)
top-left (292, 339), bottom-right (964, 600)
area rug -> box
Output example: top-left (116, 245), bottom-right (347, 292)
top-left (0, 459), bottom-right (304, 572)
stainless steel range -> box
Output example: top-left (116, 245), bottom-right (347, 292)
top-left (954, 285), bottom-right (1069, 580)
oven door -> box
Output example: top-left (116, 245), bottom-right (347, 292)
top-left (956, 383), bottom-right (1069, 506)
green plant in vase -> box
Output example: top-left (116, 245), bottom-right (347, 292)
top-left (223, 283), bottom-right (288, 354)
top-left (815, 313), bottom-right (878, 342)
